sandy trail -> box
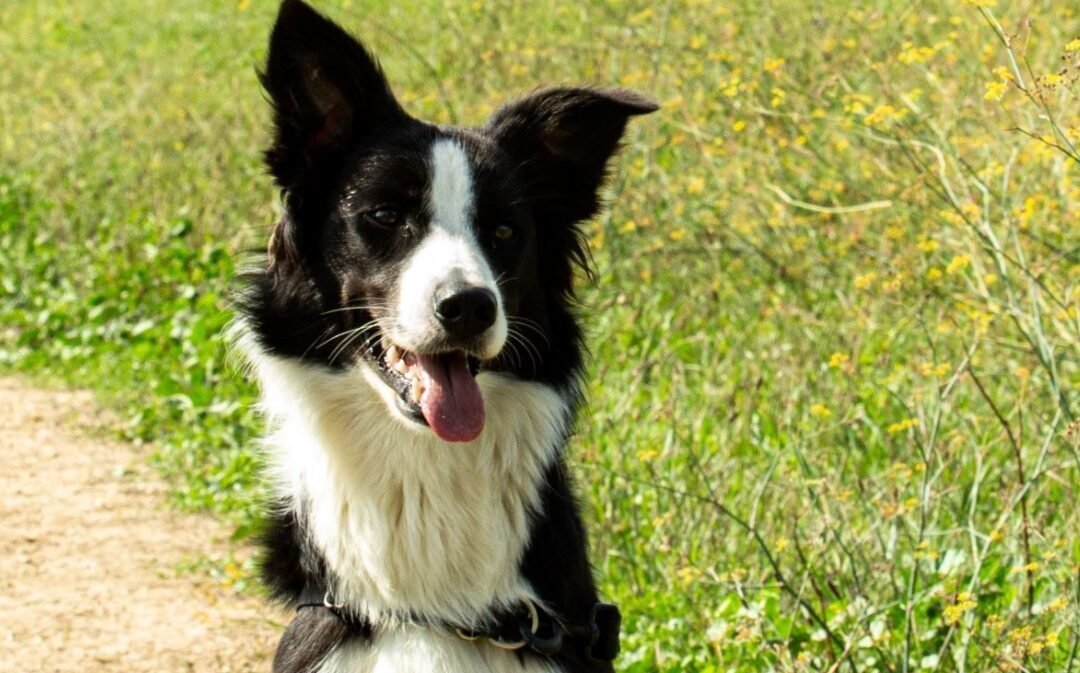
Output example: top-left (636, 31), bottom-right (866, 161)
top-left (0, 377), bottom-right (282, 672)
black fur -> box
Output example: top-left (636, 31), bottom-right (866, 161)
top-left (241, 1), bottom-right (656, 671)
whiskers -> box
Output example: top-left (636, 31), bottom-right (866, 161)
top-left (309, 301), bottom-right (391, 365)
top-left (499, 317), bottom-right (548, 375)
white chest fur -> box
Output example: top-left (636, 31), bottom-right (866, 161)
top-left (319, 628), bottom-right (561, 673)
top-left (252, 352), bottom-right (568, 628)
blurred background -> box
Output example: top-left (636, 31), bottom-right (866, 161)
top-left (1, 0), bottom-right (1078, 670)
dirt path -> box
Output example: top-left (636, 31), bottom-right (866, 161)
top-left (0, 377), bottom-right (282, 672)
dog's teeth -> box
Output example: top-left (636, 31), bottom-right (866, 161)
top-left (393, 358), bottom-right (410, 375)
top-left (386, 345), bottom-right (400, 366)
top-left (411, 378), bottom-right (425, 403)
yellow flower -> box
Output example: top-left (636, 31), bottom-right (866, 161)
top-left (636, 448), bottom-right (659, 462)
top-left (763, 57), bottom-right (785, 73)
top-left (946, 255), bottom-right (970, 275)
top-left (984, 80), bottom-right (1007, 101)
top-left (828, 352), bottom-right (850, 369)
top-left (1067, 38), bottom-right (1080, 52)
top-left (770, 87), bottom-right (786, 108)
top-left (731, 119), bottom-right (747, 133)
top-left (676, 566), bottom-right (703, 586)
top-left (943, 595), bottom-right (978, 625)
top-left (963, 0), bottom-right (996, 6)
top-left (887, 418), bottom-right (918, 434)
top-left (917, 238), bottom-right (940, 253)
top-left (1010, 562), bottom-right (1040, 574)
top-left (669, 228), bottom-right (687, 241)
top-left (686, 176), bottom-right (705, 195)
top-left (854, 271), bottom-right (877, 290)
top-left (1046, 597), bottom-right (1068, 613)
top-left (810, 404), bottom-right (832, 419)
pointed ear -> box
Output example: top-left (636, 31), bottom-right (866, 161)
top-left (485, 87), bottom-right (658, 222)
top-left (261, 0), bottom-right (407, 188)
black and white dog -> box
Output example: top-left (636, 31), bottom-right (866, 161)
top-left (236, 2), bottom-right (656, 671)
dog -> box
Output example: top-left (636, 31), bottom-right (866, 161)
top-left (235, 1), bottom-right (656, 671)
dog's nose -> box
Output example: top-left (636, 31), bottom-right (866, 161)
top-left (434, 284), bottom-right (497, 339)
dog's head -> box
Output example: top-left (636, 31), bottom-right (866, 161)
top-left (247, 0), bottom-right (656, 442)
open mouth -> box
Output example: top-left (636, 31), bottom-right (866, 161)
top-left (368, 342), bottom-right (485, 443)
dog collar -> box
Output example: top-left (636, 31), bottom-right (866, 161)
top-left (454, 597), bottom-right (622, 663)
top-left (294, 585), bottom-right (621, 663)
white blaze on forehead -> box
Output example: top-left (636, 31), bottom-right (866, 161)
top-left (430, 138), bottom-right (475, 236)
top-left (392, 138), bottom-right (507, 358)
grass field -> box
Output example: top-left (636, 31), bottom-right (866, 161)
top-left (2, 0), bottom-right (1078, 670)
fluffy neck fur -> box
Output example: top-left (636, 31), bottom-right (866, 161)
top-left (248, 341), bottom-right (572, 627)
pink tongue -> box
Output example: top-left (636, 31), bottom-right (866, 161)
top-left (414, 353), bottom-right (485, 443)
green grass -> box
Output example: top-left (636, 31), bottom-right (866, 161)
top-left (2, 0), bottom-right (1078, 670)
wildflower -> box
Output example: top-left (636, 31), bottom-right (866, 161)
top-left (619, 220), bottom-right (637, 234)
top-left (676, 566), bottom-right (703, 586)
top-left (1010, 562), bottom-right (1040, 574)
top-left (828, 352), bottom-right (850, 369)
top-left (731, 119), bottom-right (746, 132)
top-left (917, 238), bottom-right (940, 252)
top-left (1042, 73), bottom-right (1064, 87)
top-left (686, 176), bottom-right (705, 195)
top-left (763, 57), bottom-right (785, 73)
top-left (946, 255), bottom-right (970, 275)
top-left (926, 267), bottom-right (943, 281)
top-left (917, 362), bottom-right (950, 377)
top-left (810, 404), bottom-right (832, 419)
top-left (1067, 38), bottom-right (1080, 52)
top-left (1045, 597), bottom-right (1068, 613)
top-left (984, 80), bottom-right (1007, 101)
top-left (669, 228), bottom-right (687, 241)
top-left (864, 104), bottom-right (906, 127)
top-left (943, 594), bottom-right (977, 625)
top-left (854, 271), bottom-right (877, 290)
top-left (770, 87), bottom-right (786, 108)
top-left (887, 418), bottom-right (918, 434)
top-left (898, 43), bottom-right (937, 65)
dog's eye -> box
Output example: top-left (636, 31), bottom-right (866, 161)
top-left (366, 208), bottom-right (403, 228)
top-left (494, 224), bottom-right (514, 241)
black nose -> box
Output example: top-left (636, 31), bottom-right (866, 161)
top-left (433, 284), bottom-right (497, 339)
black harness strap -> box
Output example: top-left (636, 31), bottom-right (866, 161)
top-left (293, 583), bottom-right (621, 663)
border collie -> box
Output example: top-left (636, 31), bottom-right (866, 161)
top-left (235, 2), bottom-right (656, 671)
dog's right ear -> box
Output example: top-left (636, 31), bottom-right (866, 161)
top-left (261, 0), bottom-right (406, 190)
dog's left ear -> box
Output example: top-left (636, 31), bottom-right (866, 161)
top-left (486, 88), bottom-right (658, 223)
top-left (261, 0), bottom-right (407, 190)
